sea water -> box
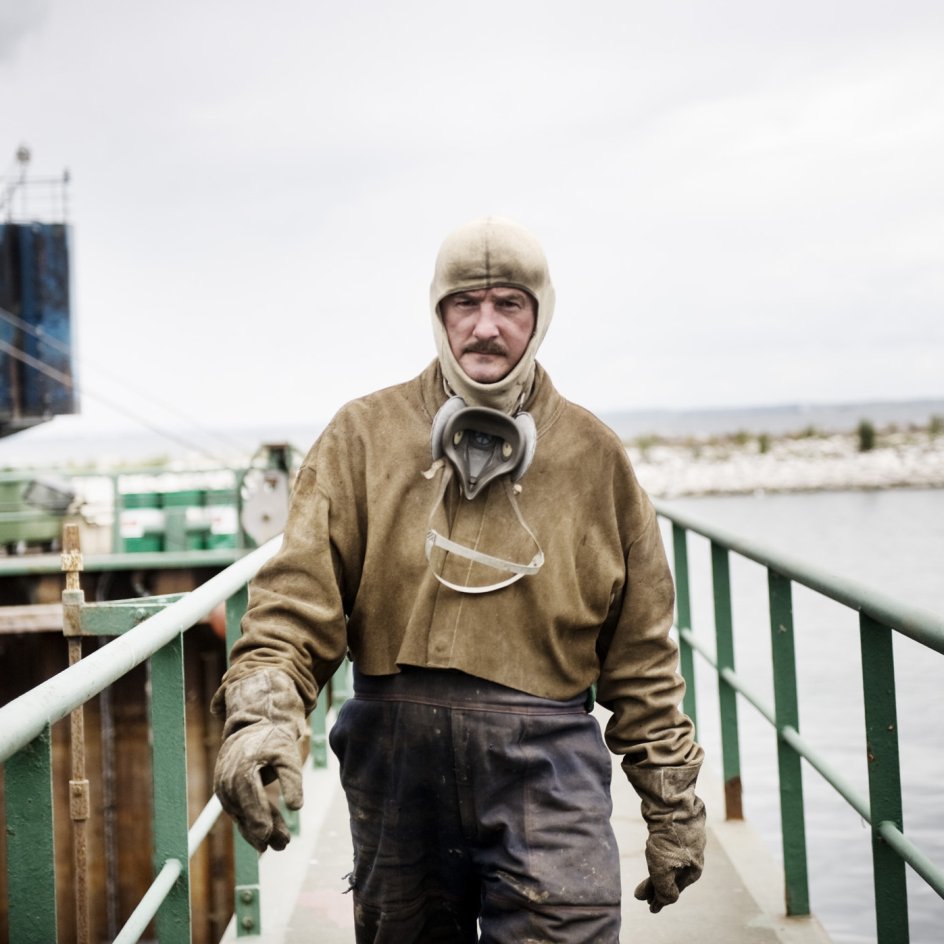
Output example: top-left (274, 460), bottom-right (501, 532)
top-left (661, 488), bottom-right (944, 944)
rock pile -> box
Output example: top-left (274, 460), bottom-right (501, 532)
top-left (629, 430), bottom-right (944, 498)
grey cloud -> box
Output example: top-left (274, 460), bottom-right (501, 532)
top-left (0, 0), bottom-right (50, 62)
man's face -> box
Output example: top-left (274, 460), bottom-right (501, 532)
top-left (441, 287), bottom-right (536, 384)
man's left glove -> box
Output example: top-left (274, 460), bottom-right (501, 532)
top-left (624, 763), bottom-right (706, 913)
top-left (213, 668), bottom-right (307, 853)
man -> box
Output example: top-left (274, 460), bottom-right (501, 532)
top-left (213, 216), bottom-right (706, 943)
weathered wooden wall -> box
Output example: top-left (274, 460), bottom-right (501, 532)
top-left (0, 567), bottom-right (236, 944)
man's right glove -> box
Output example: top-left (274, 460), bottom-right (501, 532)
top-left (624, 762), bottom-right (706, 913)
top-left (212, 667), bottom-right (307, 853)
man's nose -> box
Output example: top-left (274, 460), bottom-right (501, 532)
top-left (472, 303), bottom-right (501, 338)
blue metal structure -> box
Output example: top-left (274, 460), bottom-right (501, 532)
top-left (0, 221), bottom-right (77, 437)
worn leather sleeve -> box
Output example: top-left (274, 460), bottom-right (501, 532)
top-left (593, 494), bottom-right (706, 910)
top-left (213, 458), bottom-right (352, 716)
top-left (595, 499), bottom-right (703, 770)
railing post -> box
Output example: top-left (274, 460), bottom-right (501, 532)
top-left (671, 523), bottom-right (698, 729)
top-left (768, 570), bottom-right (809, 915)
top-left (225, 584), bottom-right (262, 937)
top-left (149, 632), bottom-right (192, 941)
top-left (309, 693), bottom-right (329, 768)
top-left (332, 657), bottom-right (354, 705)
top-left (312, 658), bottom-right (355, 764)
top-left (111, 472), bottom-right (122, 554)
top-left (711, 541), bottom-right (743, 820)
top-left (860, 613), bottom-right (909, 943)
top-left (5, 725), bottom-right (58, 943)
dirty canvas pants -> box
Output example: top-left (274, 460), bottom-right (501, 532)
top-left (328, 667), bottom-right (622, 944)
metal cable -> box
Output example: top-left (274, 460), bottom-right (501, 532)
top-left (0, 304), bottom-right (249, 456)
top-left (0, 336), bottom-right (228, 462)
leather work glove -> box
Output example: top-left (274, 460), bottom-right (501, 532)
top-left (213, 668), bottom-right (307, 853)
top-left (624, 763), bottom-right (706, 913)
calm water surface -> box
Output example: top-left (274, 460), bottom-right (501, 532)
top-left (661, 488), bottom-right (944, 944)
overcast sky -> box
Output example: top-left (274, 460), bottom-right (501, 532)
top-left (2, 0), bottom-right (942, 443)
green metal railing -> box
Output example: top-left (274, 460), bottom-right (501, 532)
top-left (656, 499), bottom-right (944, 944)
top-left (5, 494), bottom-right (942, 942)
top-left (0, 536), bottom-right (284, 943)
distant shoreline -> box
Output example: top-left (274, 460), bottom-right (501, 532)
top-left (1, 401), bottom-right (942, 501)
top-left (600, 395), bottom-right (944, 440)
top-left (629, 425), bottom-right (944, 498)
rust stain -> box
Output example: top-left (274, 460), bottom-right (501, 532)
top-left (725, 775), bottom-right (744, 820)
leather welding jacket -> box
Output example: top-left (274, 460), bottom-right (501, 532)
top-left (220, 360), bottom-right (702, 773)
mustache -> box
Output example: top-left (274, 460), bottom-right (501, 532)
top-left (462, 341), bottom-right (507, 356)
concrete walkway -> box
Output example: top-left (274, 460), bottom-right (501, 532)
top-left (225, 720), bottom-right (831, 944)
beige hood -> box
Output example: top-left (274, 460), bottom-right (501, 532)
top-left (430, 216), bottom-right (555, 414)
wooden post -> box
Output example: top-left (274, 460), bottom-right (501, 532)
top-left (62, 522), bottom-right (90, 944)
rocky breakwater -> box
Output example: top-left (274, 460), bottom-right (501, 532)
top-left (629, 423), bottom-right (944, 499)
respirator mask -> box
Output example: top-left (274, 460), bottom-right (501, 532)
top-left (424, 396), bottom-right (544, 594)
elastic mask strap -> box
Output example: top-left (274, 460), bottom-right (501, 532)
top-left (424, 472), bottom-right (544, 595)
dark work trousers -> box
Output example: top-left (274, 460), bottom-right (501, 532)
top-left (328, 667), bottom-right (622, 944)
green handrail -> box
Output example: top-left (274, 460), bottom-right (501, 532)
top-left (5, 493), bottom-right (941, 942)
top-left (655, 501), bottom-right (944, 653)
top-left (0, 539), bottom-right (282, 761)
top-left (654, 498), bottom-right (944, 944)
top-left (0, 536), bottom-right (282, 943)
